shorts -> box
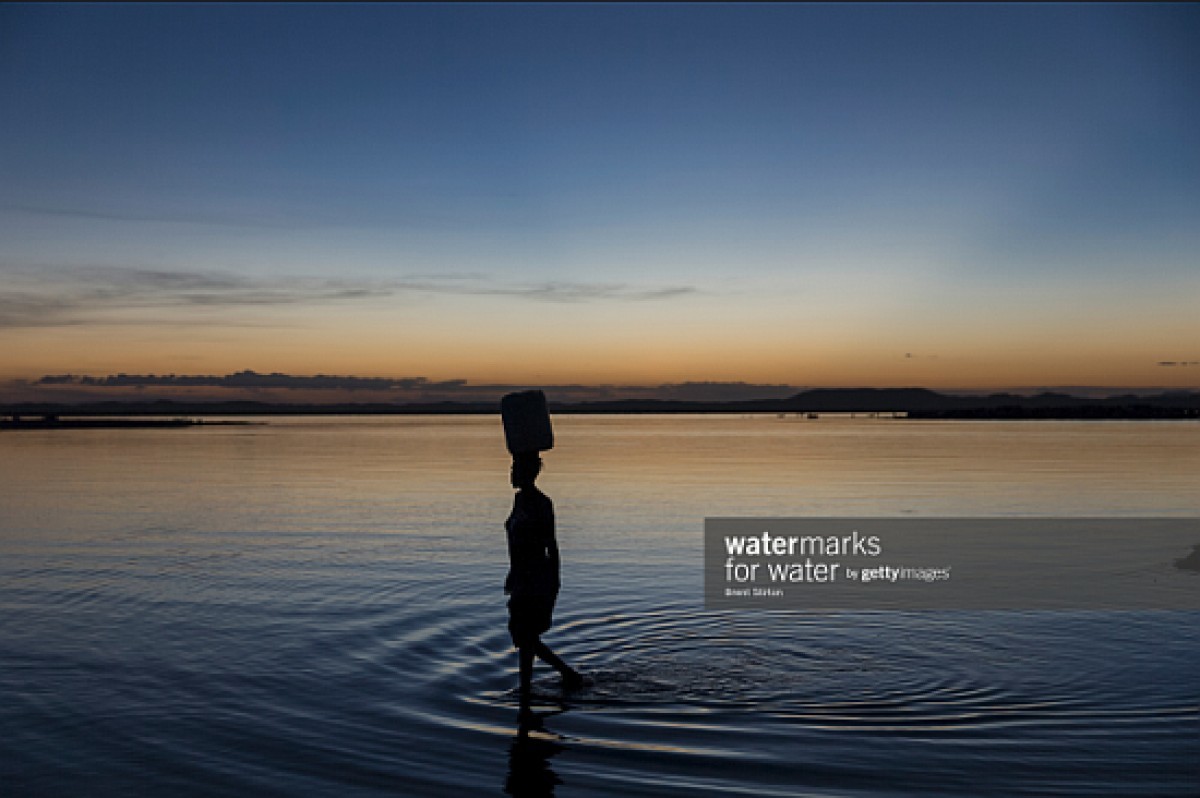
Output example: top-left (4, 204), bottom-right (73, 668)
top-left (507, 595), bottom-right (555, 648)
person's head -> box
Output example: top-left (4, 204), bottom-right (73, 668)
top-left (510, 453), bottom-right (543, 489)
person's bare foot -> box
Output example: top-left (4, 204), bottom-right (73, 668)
top-left (561, 669), bottom-right (586, 691)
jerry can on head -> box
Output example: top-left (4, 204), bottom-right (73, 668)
top-left (501, 390), bottom-right (554, 455)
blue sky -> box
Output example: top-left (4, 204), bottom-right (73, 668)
top-left (1, 3), bottom-right (1197, 398)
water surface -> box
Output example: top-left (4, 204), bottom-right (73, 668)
top-left (2, 415), bottom-right (1198, 796)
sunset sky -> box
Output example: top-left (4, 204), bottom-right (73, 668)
top-left (2, 3), bottom-right (1198, 403)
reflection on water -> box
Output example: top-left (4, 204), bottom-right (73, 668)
top-left (1, 415), bottom-right (1198, 796)
top-left (507, 708), bottom-right (565, 798)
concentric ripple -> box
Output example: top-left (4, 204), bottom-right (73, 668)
top-left (4, 534), bottom-right (1199, 797)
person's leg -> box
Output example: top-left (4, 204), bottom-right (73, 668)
top-left (518, 645), bottom-right (535, 701)
top-left (533, 639), bottom-right (583, 687)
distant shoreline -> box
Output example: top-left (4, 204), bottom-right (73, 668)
top-left (0, 417), bottom-right (255, 430)
top-left (3, 387), bottom-right (1198, 421)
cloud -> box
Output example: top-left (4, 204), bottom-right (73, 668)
top-left (0, 293), bottom-right (82, 326)
top-left (36, 370), bottom-right (467, 392)
top-left (401, 279), bottom-right (695, 303)
top-left (0, 266), bottom-right (392, 328)
top-left (0, 266), bottom-right (695, 328)
top-left (22, 371), bottom-right (798, 403)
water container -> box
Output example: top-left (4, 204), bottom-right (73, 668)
top-left (501, 390), bottom-right (554, 454)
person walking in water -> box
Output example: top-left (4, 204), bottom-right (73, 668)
top-left (505, 452), bottom-right (583, 704)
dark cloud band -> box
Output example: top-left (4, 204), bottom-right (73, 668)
top-left (29, 371), bottom-right (798, 402)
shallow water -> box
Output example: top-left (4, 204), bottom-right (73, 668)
top-left (1, 415), bottom-right (1198, 796)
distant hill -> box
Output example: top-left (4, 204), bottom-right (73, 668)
top-left (782, 388), bottom-right (1200, 417)
top-left (3, 388), bottom-right (1198, 419)
top-left (779, 388), bottom-right (950, 412)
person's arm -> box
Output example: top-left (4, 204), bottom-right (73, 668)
top-left (544, 496), bottom-right (561, 591)
top-left (504, 496), bottom-right (520, 594)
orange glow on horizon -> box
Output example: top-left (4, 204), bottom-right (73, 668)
top-left (2, 279), bottom-right (1198, 393)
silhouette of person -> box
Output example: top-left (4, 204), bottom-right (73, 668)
top-left (505, 452), bottom-right (583, 705)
